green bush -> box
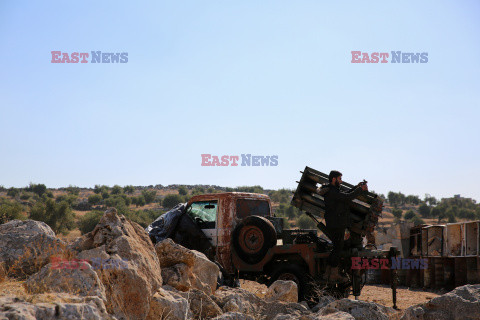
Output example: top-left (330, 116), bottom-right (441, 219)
top-left (0, 200), bottom-right (25, 224)
top-left (101, 191), bottom-right (110, 200)
top-left (392, 208), bottom-right (403, 219)
top-left (111, 185), bottom-right (123, 195)
top-left (296, 214), bottom-right (316, 229)
top-left (7, 187), bottom-right (19, 198)
top-left (66, 185), bottom-right (80, 195)
top-left (125, 209), bottom-right (160, 228)
top-left (142, 190), bottom-right (157, 204)
top-left (404, 210), bottom-right (416, 220)
top-left (94, 185), bottom-right (109, 194)
top-left (162, 194), bottom-right (183, 209)
top-left (178, 186), bottom-right (188, 196)
top-left (55, 194), bottom-right (78, 206)
top-left (27, 183), bottom-right (47, 197)
top-left (29, 199), bottom-right (75, 234)
top-left (124, 185), bottom-right (135, 194)
top-left (20, 192), bottom-right (31, 200)
top-left (133, 195), bottom-right (146, 207)
top-left (410, 215), bottom-right (425, 226)
top-left (78, 210), bottom-right (103, 234)
top-left (88, 194), bottom-right (103, 205)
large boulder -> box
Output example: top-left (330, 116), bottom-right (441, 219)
top-left (0, 220), bottom-right (65, 277)
top-left (265, 280), bottom-right (298, 303)
top-left (213, 312), bottom-right (255, 320)
top-left (155, 238), bottom-right (219, 294)
top-left (24, 262), bottom-right (106, 302)
top-left (0, 295), bottom-right (112, 320)
top-left (164, 286), bottom-right (223, 319)
top-left (70, 208), bottom-right (163, 320)
top-left (214, 286), bottom-right (310, 320)
top-left (146, 287), bottom-right (192, 320)
top-left (320, 299), bottom-right (395, 320)
top-left (401, 284), bottom-right (480, 320)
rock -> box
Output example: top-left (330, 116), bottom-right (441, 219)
top-left (214, 286), bottom-right (264, 315)
top-left (169, 287), bottom-right (223, 319)
top-left (155, 238), bottom-right (220, 294)
top-left (321, 299), bottom-right (395, 320)
top-left (265, 280), bottom-right (298, 303)
top-left (0, 220), bottom-right (65, 277)
top-left (155, 238), bottom-right (196, 268)
top-left (261, 301), bottom-right (311, 320)
top-left (161, 263), bottom-right (192, 292)
top-left (0, 295), bottom-right (113, 320)
top-left (190, 249), bottom-right (220, 294)
top-left (212, 312), bottom-right (255, 320)
top-left (401, 284), bottom-right (480, 320)
top-left (312, 311), bottom-right (356, 319)
top-left (70, 208), bottom-right (163, 320)
top-left (311, 295), bottom-right (336, 312)
top-left (24, 262), bottom-right (106, 302)
top-left (214, 286), bottom-right (310, 320)
top-left (146, 287), bottom-right (192, 320)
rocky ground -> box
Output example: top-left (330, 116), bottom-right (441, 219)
top-left (1, 209), bottom-right (479, 320)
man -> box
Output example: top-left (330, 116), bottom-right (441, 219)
top-left (318, 170), bottom-right (368, 282)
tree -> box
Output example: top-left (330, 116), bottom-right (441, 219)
top-left (296, 214), bottom-right (316, 229)
top-left (392, 208), bottom-right (403, 219)
top-left (162, 194), bottom-right (183, 209)
top-left (94, 185), bottom-right (109, 194)
top-left (78, 211), bottom-right (103, 234)
top-left (418, 203), bottom-right (431, 218)
top-left (88, 194), bottom-right (103, 205)
top-left (0, 200), bottom-right (25, 224)
top-left (66, 185), bottom-right (80, 195)
top-left (404, 209), bottom-right (416, 220)
top-left (124, 185), bottom-right (135, 194)
top-left (28, 183), bottom-right (47, 197)
top-left (178, 186), bottom-right (188, 196)
top-left (111, 185), bottom-right (123, 195)
top-left (142, 190), bottom-right (157, 204)
top-left (7, 187), bottom-right (19, 198)
top-left (411, 215), bottom-right (425, 226)
top-left (29, 199), bottom-right (75, 234)
top-left (134, 195), bottom-right (146, 207)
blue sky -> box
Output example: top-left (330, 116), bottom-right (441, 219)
top-left (1, 1), bottom-right (479, 201)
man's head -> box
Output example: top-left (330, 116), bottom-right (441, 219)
top-left (328, 170), bottom-right (342, 187)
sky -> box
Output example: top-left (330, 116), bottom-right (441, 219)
top-left (0, 1), bottom-right (479, 201)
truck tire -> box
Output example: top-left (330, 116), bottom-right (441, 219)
top-left (232, 215), bottom-right (276, 264)
top-left (269, 264), bottom-right (311, 302)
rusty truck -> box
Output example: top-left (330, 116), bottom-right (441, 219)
top-left (147, 167), bottom-right (399, 305)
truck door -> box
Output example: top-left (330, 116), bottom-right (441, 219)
top-left (185, 200), bottom-right (218, 246)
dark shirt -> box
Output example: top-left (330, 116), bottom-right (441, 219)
top-left (322, 184), bottom-right (363, 229)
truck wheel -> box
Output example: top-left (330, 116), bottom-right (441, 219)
top-left (269, 264), bottom-right (311, 302)
top-left (232, 216), bottom-right (277, 264)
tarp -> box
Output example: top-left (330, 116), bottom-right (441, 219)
top-left (146, 203), bottom-right (187, 243)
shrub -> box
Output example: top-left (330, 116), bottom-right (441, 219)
top-left (124, 185), bottom-right (135, 194)
top-left (66, 185), bottom-right (80, 195)
top-left (55, 194), bottom-right (78, 206)
top-left (178, 186), bottom-right (188, 196)
top-left (88, 194), bottom-right (103, 205)
top-left (0, 200), bottom-right (25, 224)
top-left (94, 185), bottom-right (109, 194)
top-left (78, 210), bottom-right (103, 234)
top-left (27, 183), bottom-right (47, 197)
top-left (410, 215), bottom-right (425, 226)
top-left (296, 214), bottom-right (316, 229)
top-left (29, 199), bottom-right (75, 235)
top-left (111, 185), bottom-right (123, 195)
top-left (20, 192), bottom-right (31, 200)
top-left (101, 191), bottom-right (110, 200)
top-left (125, 209), bottom-right (159, 228)
top-left (162, 194), bottom-right (183, 209)
top-left (142, 190), bottom-right (157, 204)
top-left (7, 187), bottom-right (19, 198)
top-left (418, 203), bottom-right (430, 217)
top-left (404, 210), bottom-right (416, 220)
top-left (133, 195), bottom-right (146, 207)
top-left (392, 208), bottom-right (403, 219)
